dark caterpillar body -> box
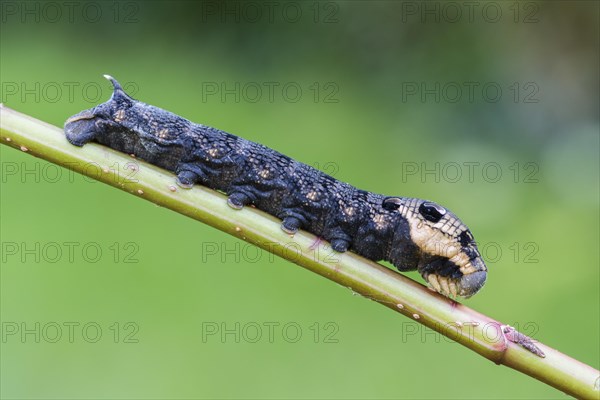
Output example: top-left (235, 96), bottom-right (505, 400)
top-left (65, 75), bottom-right (487, 298)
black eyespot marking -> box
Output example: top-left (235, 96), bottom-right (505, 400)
top-left (382, 197), bottom-right (401, 211)
top-left (419, 202), bottom-right (446, 223)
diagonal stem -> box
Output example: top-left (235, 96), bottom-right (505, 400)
top-left (1, 105), bottom-right (598, 398)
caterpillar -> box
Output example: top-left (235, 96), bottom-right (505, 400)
top-left (64, 75), bottom-right (487, 298)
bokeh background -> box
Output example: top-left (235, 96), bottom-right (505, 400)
top-left (1, 1), bottom-right (598, 399)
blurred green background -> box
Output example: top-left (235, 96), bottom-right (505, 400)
top-left (1, 1), bottom-right (598, 399)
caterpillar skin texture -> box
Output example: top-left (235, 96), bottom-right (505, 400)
top-left (65, 75), bottom-right (487, 298)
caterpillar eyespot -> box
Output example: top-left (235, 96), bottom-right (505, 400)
top-left (382, 197), bottom-right (402, 211)
top-left (419, 202), bottom-right (447, 223)
top-left (64, 75), bottom-right (488, 298)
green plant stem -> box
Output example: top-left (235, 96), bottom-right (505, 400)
top-left (1, 105), bottom-right (598, 398)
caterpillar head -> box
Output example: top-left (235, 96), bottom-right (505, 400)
top-left (384, 197), bottom-right (487, 298)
